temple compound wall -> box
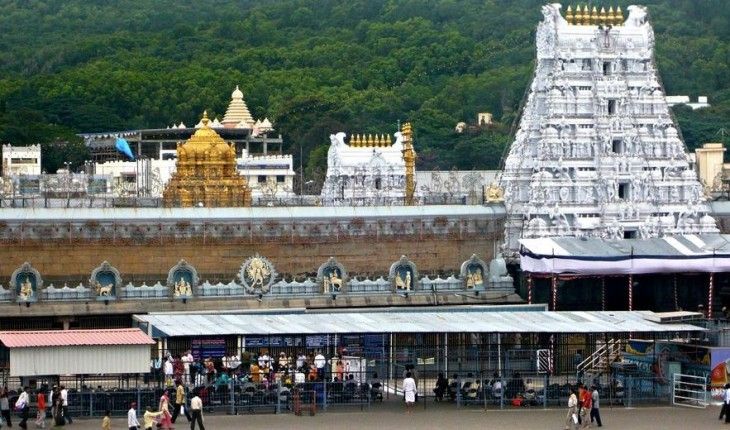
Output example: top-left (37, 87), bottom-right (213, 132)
top-left (0, 206), bottom-right (505, 283)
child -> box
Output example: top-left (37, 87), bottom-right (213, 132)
top-left (101, 410), bottom-right (111, 430)
top-left (143, 407), bottom-right (163, 430)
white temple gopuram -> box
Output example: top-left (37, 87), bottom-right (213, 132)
top-left (500, 3), bottom-right (718, 255)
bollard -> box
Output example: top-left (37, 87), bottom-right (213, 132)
top-left (229, 381), bottom-right (235, 415)
top-left (456, 376), bottom-right (462, 408)
top-left (323, 381), bottom-right (328, 411)
top-left (543, 374), bottom-right (548, 409)
top-left (500, 378), bottom-right (504, 410)
top-left (276, 382), bottom-right (281, 415)
top-left (627, 376), bottom-right (632, 408)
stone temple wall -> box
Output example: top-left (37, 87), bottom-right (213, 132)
top-left (0, 214), bottom-right (504, 284)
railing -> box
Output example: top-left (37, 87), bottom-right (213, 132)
top-left (576, 338), bottom-right (623, 375)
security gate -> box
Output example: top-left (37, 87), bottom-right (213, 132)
top-left (672, 373), bottom-right (708, 408)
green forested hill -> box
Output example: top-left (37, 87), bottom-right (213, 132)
top-left (0, 0), bottom-right (728, 174)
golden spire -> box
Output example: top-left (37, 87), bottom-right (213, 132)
top-left (582, 5), bottom-right (590, 25)
top-left (352, 134), bottom-right (359, 147)
top-left (590, 6), bottom-right (598, 25)
top-left (608, 6), bottom-right (615, 25)
top-left (367, 134), bottom-right (374, 146)
top-left (615, 6), bottom-right (623, 25)
top-left (375, 134), bottom-right (383, 147)
top-left (566, 5), bottom-right (574, 24)
top-left (386, 134), bottom-right (392, 146)
top-left (201, 110), bottom-right (210, 127)
top-left (599, 7), bottom-right (607, 25)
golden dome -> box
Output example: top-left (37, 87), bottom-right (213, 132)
top-left (183, 111), bottom-right (230, 157)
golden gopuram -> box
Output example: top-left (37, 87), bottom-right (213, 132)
top-left (163, 111), bottom-right (252, 207)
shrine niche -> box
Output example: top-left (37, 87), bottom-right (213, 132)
top-left (89, 261), bottom-right (122, 300)
top-left (239, 254), bottom-right (277, 294)
top-left (389, 255), bottom-right (418, 292)
top-left (460, 254), bottom-right (487, 290)
top-left (10, 262), bottom-right (42, 303)
top-left (167, 260), bottom-right (198, 299)
top-left (317, 257), bottom-right (347, 294)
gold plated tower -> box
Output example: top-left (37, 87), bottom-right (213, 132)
top-left (400, 122), bottom-right (417, 206)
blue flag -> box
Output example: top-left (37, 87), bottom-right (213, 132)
top-left (115, 137), bottom-right (135, 160)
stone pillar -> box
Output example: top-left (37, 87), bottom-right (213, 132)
top-left (628, 274), bottom-right (633, 311)
top-left (708, 272), bottom-right (714, 319)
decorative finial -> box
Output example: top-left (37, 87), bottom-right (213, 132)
top-left (386, 134), bottom-right (392, 146)
top-left (590, 6), bottom-right (598, 25)
top-left (566, 5), bottom-right (574, 24)
top-left (576, 5), bottom-right (585, 25)
top-left (367, 134), bottom-right (374, 146)
top-left (201, 111), bottom-right (210, 127)
top-left (583, 5), bottom-right (590, 25)
top-left (599, 7), bottom-right (606, 25)
top-left (615, 6), bottom-right (623, 25)
top-left (608, 6), bottom-right (615, 25)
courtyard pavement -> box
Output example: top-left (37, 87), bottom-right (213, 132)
top-left (44, 400), bottom-right (724, 429)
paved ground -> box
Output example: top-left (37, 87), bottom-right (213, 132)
top-left (30, 400), bottom-right (726, 430)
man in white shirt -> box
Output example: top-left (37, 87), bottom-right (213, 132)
top-left (60, 385), bottom-right (72, 424)
top-left (189, 393), bottom-right (205, 430)
top-left (17, 386), bottom-right (30, 429)
top-left (128, 401), bottom-right (140, 430)
top-left (164, 359), bottom-right (174, 387)
top-left (314, 351), bottom-right (326, 380)
top-left (181, 351), bottom-right (193, 385)
top-left (296, 353), bottom-right (306, 370)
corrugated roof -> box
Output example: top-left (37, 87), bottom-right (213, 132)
top-left (134, 309), bottom-right (703, 337)
top-left (0, 328), bottom-right (155, 348)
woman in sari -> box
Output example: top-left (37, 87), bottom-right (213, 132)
top-left (158, 390), bottom-right (173, 429)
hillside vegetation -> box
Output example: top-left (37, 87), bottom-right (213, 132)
top-left (0, 0), bottom-right (728, 175)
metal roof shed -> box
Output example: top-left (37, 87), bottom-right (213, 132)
top-left (0, 329), bottom-right (155, 377)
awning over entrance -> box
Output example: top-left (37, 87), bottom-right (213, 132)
top-left (519, 234), bottom-right (730, 275)
top-left (133, 307), bottom-right (704, 337)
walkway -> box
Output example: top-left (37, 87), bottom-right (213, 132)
top-left (61, 401), bottom-right (718, 429)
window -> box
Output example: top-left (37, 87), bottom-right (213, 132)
top-left (603, 61), bottom-right (611, 75)
top-left (375, 178), bottom-right (382, 190)
top-left (257, 175), bottom-right (267, 183)
top-left (623, 230), bottom-right (637, 239)
top-left (612, 139), bottom-right (622, 154)
top-left (608, 100), bottom-right (617, 115)
top-left (618, 183), bottom-right (628, 199)
top-left (276, 175), bottom-right (285, 183)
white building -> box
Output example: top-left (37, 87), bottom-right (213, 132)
top-left (320, 132), bottom-right (410, 206)
top-left (92, 86), bottom-right (294, 198)
top-left (94, 151), bottom-right (294, 198)
top-left (2, 145), bottom-right (41, 176)
top-left (500, 4), bottom-right (718, 254)
top-left (666, 95), bottom-right (710, 110)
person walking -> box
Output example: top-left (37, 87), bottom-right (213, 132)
top-left (171, 381), bottom-right (191, 424)
top-left (580, 384), bottom-right (593, 429)
top-left (127, 402), bottom-right (140, 430)
top-left (0, 388), bottom-right (12, 428)
top-left (590, 386), bottom-right (602, 427)
top-left (101, 410), bottom-right (111, 430)
top-left (157, 391), bottom-right (172, 430)
top-left (721, 383), bottom-right (730, 421)
top-left (142, 407), bottom-right (162, 430)
top-left (35, 388), bottom-right (46, 428)
top-left (565, 388), bottom-right (578, 430)
top-left (403, 372), bottom-right (417, 415)
top-left (59, 386), bottom-right (72, 425)
top-left (725, 385), bottom-right (730, 424)
top-left (16, 387), bottom-right (30, 430)
top-left (189, 392), bottom-right (205, 430)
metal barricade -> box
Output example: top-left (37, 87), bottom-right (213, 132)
top-left (672, 373), bottom-right (708, 409)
